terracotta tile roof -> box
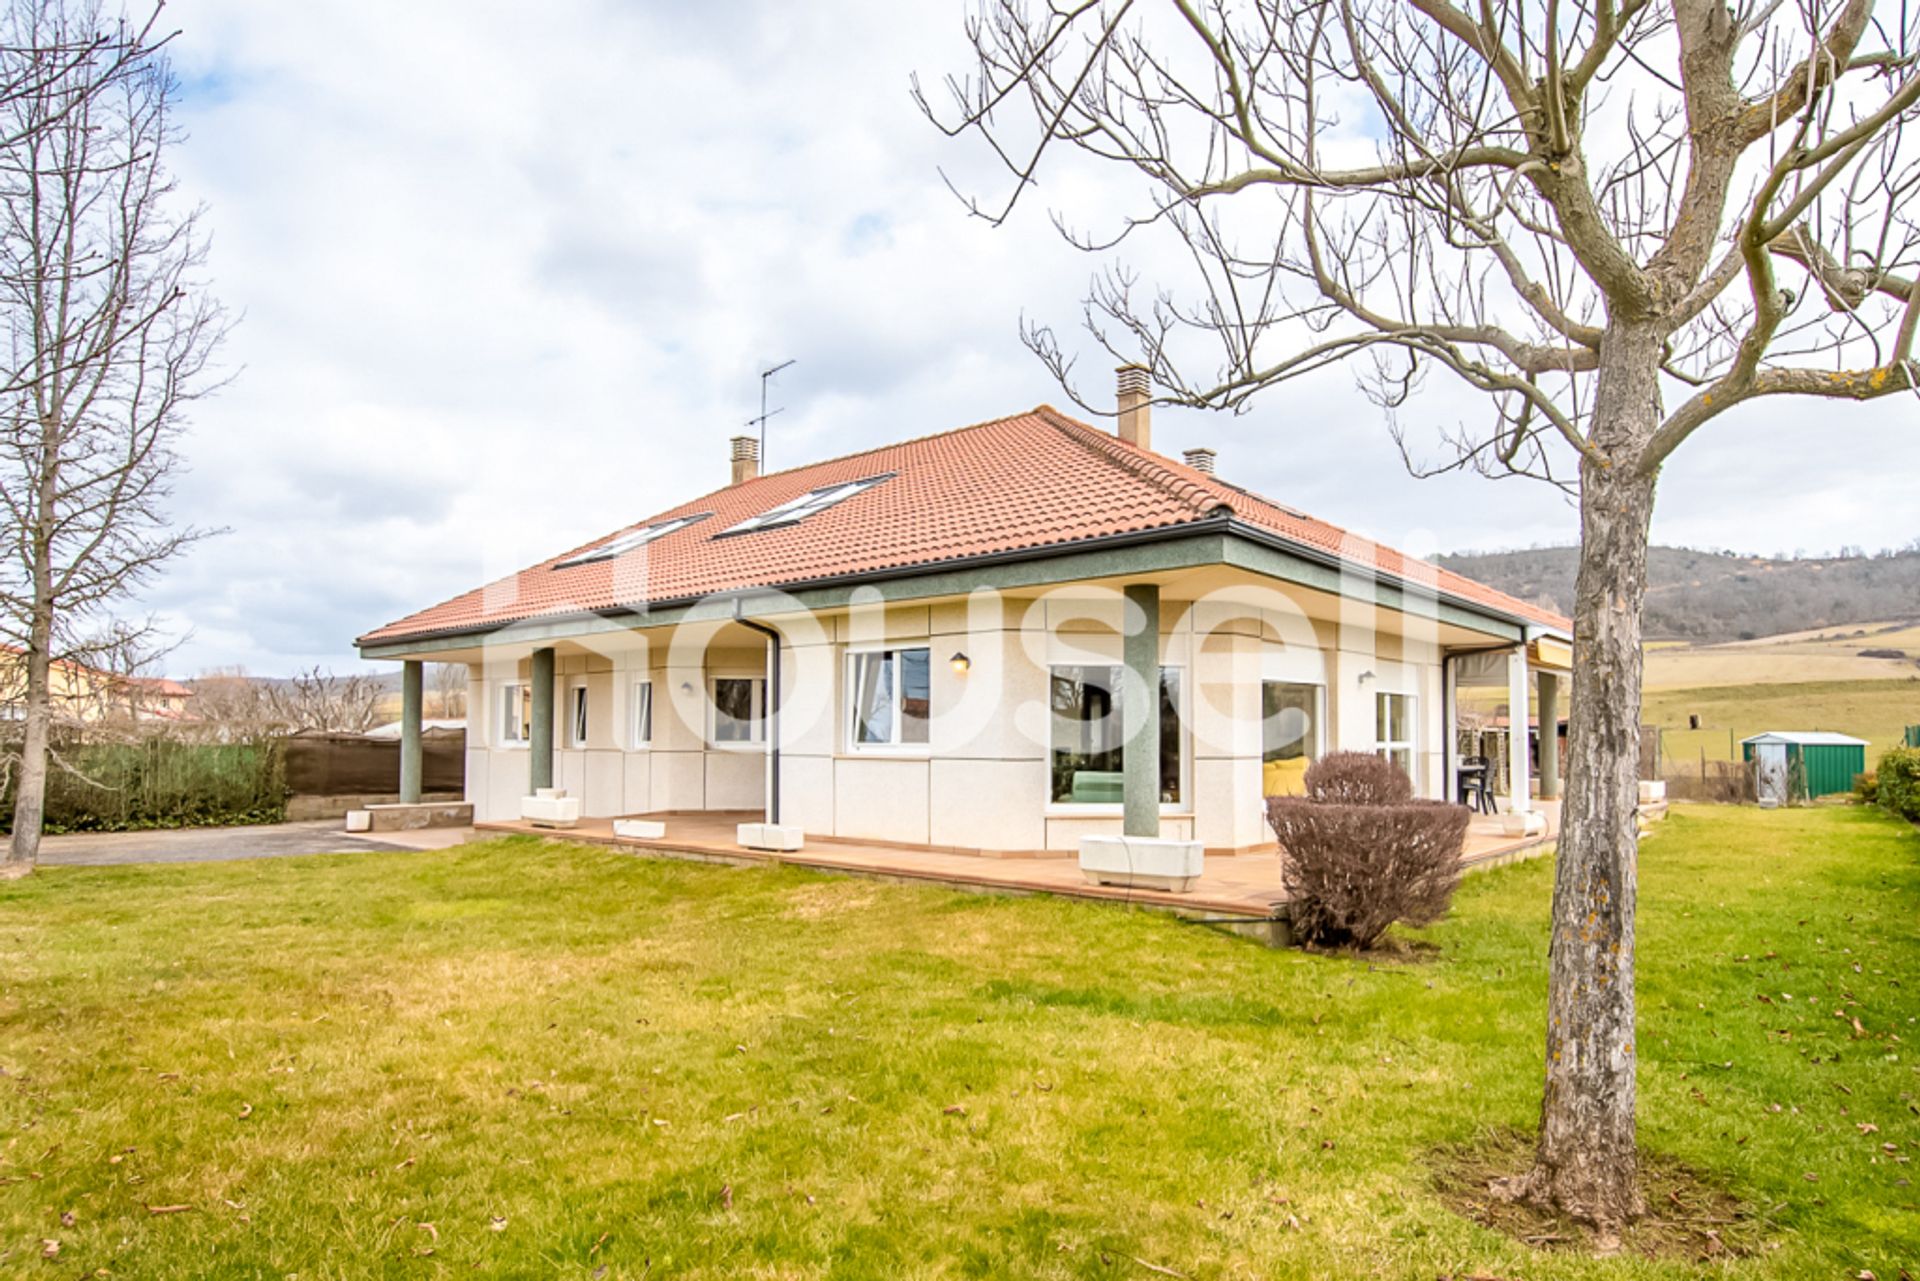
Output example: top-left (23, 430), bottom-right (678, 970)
top-left (358, 406), bottom-right (1570, 646)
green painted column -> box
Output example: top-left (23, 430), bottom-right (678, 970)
top-left (1123, 583), bottom-right (1161, 838)
top-left (529, 647), bottom-right (555, 793)
top-left (399, 660), bottom-right (423, 804)
top-left (1537, 671), bottom-right (1561, 800)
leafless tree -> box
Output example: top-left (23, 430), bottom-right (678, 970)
top-left (270, 666), bottom-right (384, 736)
top-left (430, 661), bottom-right (467, 719)
top-left (186, 665), bottom-right (277, 736)
top-left (923, 0), bottom-right (1918, 1233)
top-left (78, 614), bottom-right (178, 723)
top-left (0, 0), bottom-right (225, 876)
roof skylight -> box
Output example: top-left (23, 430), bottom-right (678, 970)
top-left (553, 513), bottom-right (710, 568)
top-left (720, 474), bottom-right (893, 536)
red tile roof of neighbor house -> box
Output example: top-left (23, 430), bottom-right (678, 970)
top-left (358, 406), bottom-right (1571, 646)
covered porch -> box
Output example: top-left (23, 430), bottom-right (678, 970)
top-left (1445, 635), bottom-right (1574, 830)
top-left (474, 800), bottom-right (1560, 927)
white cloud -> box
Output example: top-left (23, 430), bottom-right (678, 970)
top-left (138, 0), bottom-right (1916, 676)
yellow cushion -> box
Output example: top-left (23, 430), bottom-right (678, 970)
top-left (1263, 757), bottom-right (1310, 797)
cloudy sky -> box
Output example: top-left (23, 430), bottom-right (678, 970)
top-left (145, 0), bottom-right (1917, 677)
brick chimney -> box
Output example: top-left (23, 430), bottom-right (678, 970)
top-left (730, 435), bottom-right (760, 485)
top-left (1182, 447), bottom-right (1216, 475)
top-left (1116, 364), bottom-right (1151, 451)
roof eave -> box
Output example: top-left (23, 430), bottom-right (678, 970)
top-left (358, 511), bottom-right (1560, 657)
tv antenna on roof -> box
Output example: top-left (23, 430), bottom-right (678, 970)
top-left (747, 358), bottom-right (796, 467)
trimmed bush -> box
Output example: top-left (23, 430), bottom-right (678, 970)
top-left (1877, 747), bottom-right (1920, 823)
top-left (1266, 751), bottom-right (1471, 948)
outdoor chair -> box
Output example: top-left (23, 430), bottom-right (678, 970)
top-left (1456, 757), bottom-right (1496, 814)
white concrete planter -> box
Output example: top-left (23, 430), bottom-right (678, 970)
top-left (613, 819), bottom-right (666, 840)
top-left (1500, 809), bottom-right (1548, 838)
top-left (1637, 780), bottom-right (1667, 805)
top-left (1078, 836), bottom-right (1204, 892)
top-left (344, 809), bottom-right (371, 833)
top-left (520, 793), bottom-right (581, 829)
top-left (737, 822), bottom-right (804, 852)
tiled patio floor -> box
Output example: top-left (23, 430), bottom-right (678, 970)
top-left (476, 802), bottom-right (1560, 921)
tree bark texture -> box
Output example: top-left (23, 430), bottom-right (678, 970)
top-left (1522, 324), bottom-right (1663, 1226)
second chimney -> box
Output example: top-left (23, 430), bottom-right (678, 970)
top-left (1116, 364), bottom-right (1151, 452)
top-left (1182, 447), bottom-right (1216, 475)
top-left (730, 435), bottom-right (760, 485)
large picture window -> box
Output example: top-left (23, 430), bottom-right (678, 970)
top-left (1261, 680), bottom-right (1322, 797)
top-left (499, 682), bottom-right (531, 746)
top-left (848, 648), bottom-right (930, 749)
top-left (711, 676), bottom-right (767, 745)
top-left (1262, 681), bottom-right (1321, 762)
top-left (1376, 691), bottom-right (1416, 779)
top-left (1048, 665), bottom-right (1181, 805)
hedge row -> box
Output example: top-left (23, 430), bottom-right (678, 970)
top-left (1878, 747), bottom-right (1920, 824)
top-left (0, 734), bottom-right (287, 833)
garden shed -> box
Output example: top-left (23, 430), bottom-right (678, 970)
top-left (1740, 731), bottom-right (1868, 803)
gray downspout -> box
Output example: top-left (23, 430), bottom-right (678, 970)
top-left (735, 614), bottom-right (781, 826)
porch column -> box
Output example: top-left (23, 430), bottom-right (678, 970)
top-left (1507, 648), bottom-right (1532, 814)
top-left (1536, 671), bottom-right (1561, 800)
top-left (1123, 583), bottom-right (1160, 838)
top-left (529, 646), bottom-right (555, 793)
top-left (398, 660), bottom-right (423, 804)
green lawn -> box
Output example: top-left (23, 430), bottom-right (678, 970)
top-left (2, 807), bottom-right (1916, 1279)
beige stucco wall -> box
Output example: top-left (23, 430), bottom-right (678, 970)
top-left (457, 583), bottom-right (1451, 841)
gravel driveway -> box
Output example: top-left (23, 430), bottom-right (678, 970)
top-left (34, 819), bottom-right (473, 866)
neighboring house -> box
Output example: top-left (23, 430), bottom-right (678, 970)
top-left (0, 648), bottom-right (195, 725)
top-left (356, 373), bottom-right (1573, 853)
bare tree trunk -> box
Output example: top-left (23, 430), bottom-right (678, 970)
top-left (1519, 326), bottom-right (1661, 1228)
top-left (4, 610), bottom-right (50, 873)
top-left (5, 440), bottom-right (58, 874)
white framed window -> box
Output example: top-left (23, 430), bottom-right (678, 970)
top-left (710, 676), bottom-right (766, 746)
top-left (1261, 680), bottom-right (1323, 764)
top-left (1376, 691), bottom-right (1417, 779)
top-left (846, 647), bottom-right (930, 751)
top-left (1047, 664), bottom-right (1184, 807)
top-left (567, 681), bottom-right (589, 747)
top-left (499, 682), bottom-right (531, 746)
top-left (630, 679), bottom-right (653, 749)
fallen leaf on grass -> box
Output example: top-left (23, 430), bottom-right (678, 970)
top-left (236, 1103), bottom-right (252, 1120)
top-left (942, 1104), bottom-right (967, 1116)
top-left (145, 1204), bottom-right (193, 1215)
top-left (40, 1239), bottom-right (58, 1259)
top-left (1130, 1257), bottom-right (1187, 1279)
top-left (489, 1216), bottom-right (507, 1232)
top-left (59, 1210), bottom-right (75, 1227)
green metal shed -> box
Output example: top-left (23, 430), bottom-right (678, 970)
top-left (1740, 731), bottom-right (1869, 802)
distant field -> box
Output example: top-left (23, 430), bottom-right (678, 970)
top-left (1642, 678), bottom-right (1919, 766)
top-left (1644, 623), bottom-right (1920, 689)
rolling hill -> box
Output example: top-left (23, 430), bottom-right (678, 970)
top-left (1436, 545), bottom-right (1920, 643)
